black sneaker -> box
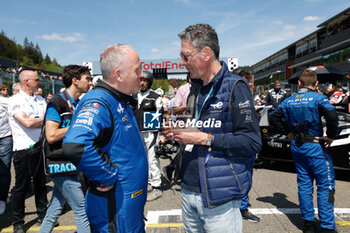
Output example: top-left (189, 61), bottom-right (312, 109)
top-left (163, 166), bottom-right (174, 183)
top-left (319, 228), bottom-right (337, 233)
top-left (240, 209), bottom-right (260, 223)
top-left (303, 220), bottom-right (316, 233)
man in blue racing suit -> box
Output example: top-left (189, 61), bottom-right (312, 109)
top-left (63, 44), bottom-right (148, 233)
top-left (270, 70), bottom-right (338, 233)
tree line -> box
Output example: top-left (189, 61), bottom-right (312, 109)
top-left (0, 30), bottom-right (63, 72)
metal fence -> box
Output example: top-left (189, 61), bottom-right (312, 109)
top-left (0, 72), bottom-right (64, 96)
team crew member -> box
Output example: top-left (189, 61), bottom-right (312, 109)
top-left (233, 69), bottom-right (260, 223)
top-left (63, 44), bottom-right (148, 233)
top-left (326, 83), bottom-right (342, 105)
top-left (39, 65), bottom-right (92, 233)
top-left (8, 70), bottom-right (48, 233)
top-left (270, 70), bottom-right (338, 233)
top-left (133, 71), bottom-right (164, 201)
top-left (163, 23), bottom-right (261, 233)
top-left (263, 80), bottom-right (287, 109)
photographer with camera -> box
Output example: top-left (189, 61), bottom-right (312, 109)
top-left (133, 71), bottom-right (165, 202)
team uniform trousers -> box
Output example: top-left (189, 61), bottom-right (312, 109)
top-left (240, 155), bottom-right (256, 210)
top-left (292, 141), bottom-right (336, 230)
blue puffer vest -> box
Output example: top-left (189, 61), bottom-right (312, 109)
top-left (188, 62), bottom-right (256, 208)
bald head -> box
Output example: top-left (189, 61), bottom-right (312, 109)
top-left (19, 70), bottom-right (40, 95)
top-left (19, 70), bottom-right (37, 83)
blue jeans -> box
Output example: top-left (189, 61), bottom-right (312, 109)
top-left (39, 175), bottom-right (90, 233)
top-left (181, 188), bottom-right (242, 233)
top-left (0, 136), bottom-right (12, 201)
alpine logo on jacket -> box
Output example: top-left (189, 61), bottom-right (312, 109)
top-left (210, 102), bottom-right (223, 110)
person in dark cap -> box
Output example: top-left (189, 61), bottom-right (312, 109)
top-left (133, 71), bottom-right (164, 202)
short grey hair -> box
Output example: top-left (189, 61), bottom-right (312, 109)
top-left (178, 23), bottom-right (220, 59)
top-left (100, 44), bottom-right (132, 80)
top-left (12, 82), bottom-right (20, 90)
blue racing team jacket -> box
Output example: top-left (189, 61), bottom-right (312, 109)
top-left (270, 88), bottom-right (338, 157)
top-left (62, 79), bottom-right (148, 215)
top-left (185, 62), bottom-right (262, 208)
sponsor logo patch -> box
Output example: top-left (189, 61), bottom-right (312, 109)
top-left (75, 117), bottom-right (93, 126)
top-left (239, 100), bottom-right (251, 108)
top-left (80, 107), bottom-right (99, 114)
top-left (210, 102), bottom-right (223, 110)
top-left (117, 103), bottom-right (124, 114)
top-left (122, 115), bottom-right (129, 122)
top-left (124, 124), bottom-right (132, 130)
top-left (131, 189), bottom-right (143, 198)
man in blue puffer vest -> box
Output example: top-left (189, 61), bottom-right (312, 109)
top-left (163, 23), bottom-right (261, 233)
top-left (63, 44), bottom-right (148, 233)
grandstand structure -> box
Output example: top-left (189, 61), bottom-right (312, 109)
top-left (251, 7), bottom-right (350, 93)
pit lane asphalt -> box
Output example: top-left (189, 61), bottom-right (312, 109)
top-left (1, 160), bottom-right (349, 233)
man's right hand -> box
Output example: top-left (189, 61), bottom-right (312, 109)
top-left (315, 136), bottom-right (334, 148)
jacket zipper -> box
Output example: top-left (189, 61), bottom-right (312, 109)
top-left (229, 162), bottom-right (242, 192)
top-left (201, 149), bottom-right (211, 207)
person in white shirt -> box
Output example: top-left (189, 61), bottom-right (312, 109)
top-left (8, 70), bottom-right (48, 233)
top-left (0, 84), bottom-right (12, 215)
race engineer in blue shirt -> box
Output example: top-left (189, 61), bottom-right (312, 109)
top-left (270, 69), bottom-right (338, 233)
top-left (63, 44), bottom-right (148, 233)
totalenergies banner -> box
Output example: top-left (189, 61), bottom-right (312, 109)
top-left (140, 57), bottom-right (233, 73)
top-left (140, 59), bottom-right (186, 73)
top-left (84, 57), bottom-right (233, 75)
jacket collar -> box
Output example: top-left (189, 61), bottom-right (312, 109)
top-left (298, 87), bottom-right (315, 93)
top-left (93, 79), bottom-right (137, 108)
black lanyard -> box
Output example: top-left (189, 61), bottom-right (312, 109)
top-left (62, 90), bottom-right (75, 112)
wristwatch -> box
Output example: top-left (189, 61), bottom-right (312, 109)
top-left (206, 133), bottom-right (212, 147)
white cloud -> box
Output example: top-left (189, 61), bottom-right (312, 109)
top-left (284, 24), bottom-right (296, 30)
top-left (284, 31), bottom-right (295, 37)
top-left (151, 48), bottom-right (160, 53)
top-left (274, 20), bottom-right (284, 25)
top-left (303, 16), bottom-right (320, 22)
top-left (37, 33), bottom-right (84, 42)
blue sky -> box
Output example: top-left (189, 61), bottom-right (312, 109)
top-left (1, 0), bottom-right (349, 67)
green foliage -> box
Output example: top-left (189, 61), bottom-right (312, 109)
top-left (151, 79), bottom-right (186, 94)
top-left (0, 30), bottom-right (63, 71)
top-left (152, 79), bottom-right (169, 93)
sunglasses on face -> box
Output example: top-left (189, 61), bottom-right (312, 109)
top-left (180, 51), bottom-right (200, 63)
